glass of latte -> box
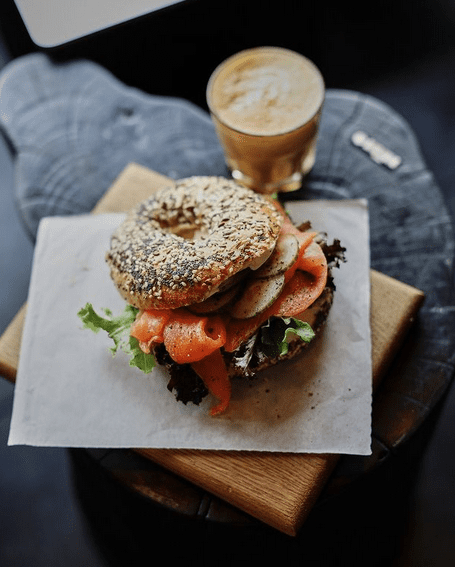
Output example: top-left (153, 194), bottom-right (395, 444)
top-left (207, 47), bottom-right (325, 194)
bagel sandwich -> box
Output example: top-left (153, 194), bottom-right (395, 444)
top-left (78, 176), bottom-right (345, 415)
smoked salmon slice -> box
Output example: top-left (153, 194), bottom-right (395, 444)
top-left (131, 308), bottom-right (230, 414)
top-left (130, 309), bottom-right (170, 344)
top-left (191, 349), bottom-right (231, 416)
top-left (297, 241), bottom-right (327, 279)
top-left (131, 309), bottom-right (226, 363)
top-left (162, 310), bottom-right (226, 364)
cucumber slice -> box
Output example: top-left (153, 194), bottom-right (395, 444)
top-left (188, 283), bottom-right (240, 314)
top-left (255, 233), bottom-right (299, 278)
top-left (230, 273), bottom-right (285, 319)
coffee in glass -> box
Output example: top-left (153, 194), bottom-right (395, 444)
top-left (207, 47), bottom-right (325, 194)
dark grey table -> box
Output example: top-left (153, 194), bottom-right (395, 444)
top-left (0, 53), bottom-right (454, 566)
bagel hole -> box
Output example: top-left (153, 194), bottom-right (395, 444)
top-left (164, 222), bottom-right (205, 241)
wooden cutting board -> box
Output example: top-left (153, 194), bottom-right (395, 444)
top-left (0, 163), bottom-right (425, 536)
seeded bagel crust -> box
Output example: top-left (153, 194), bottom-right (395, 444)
top-left (106, 176), bottom-right (284, 310)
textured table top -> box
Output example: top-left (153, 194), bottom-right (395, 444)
top-left (0, 52), bottom-right (454, 524)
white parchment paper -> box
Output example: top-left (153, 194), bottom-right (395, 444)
top-left (9, 199), bottom-right (372, 454)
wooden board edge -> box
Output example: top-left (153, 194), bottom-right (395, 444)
top-left (370, 268), bottom-right (425, 389)
top-left (135, 447), bottom-right (340, 536)
top-left (0, 304), bottom-right (27, 384)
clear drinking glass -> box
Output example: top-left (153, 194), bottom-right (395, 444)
top-left (206, 46), bottom-right (325, 194)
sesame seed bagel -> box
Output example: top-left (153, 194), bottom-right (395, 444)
top-left (106, 176), bottom-right (284, 310)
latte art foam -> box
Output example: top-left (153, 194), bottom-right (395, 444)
top-left (209, 49), bottom-right (324, 136)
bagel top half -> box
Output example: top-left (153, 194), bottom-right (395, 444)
top-left (106, 176), bottom-right (284, 310)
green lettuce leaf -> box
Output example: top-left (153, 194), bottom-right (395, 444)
top-left (77, 303), bottom-right (156, 373)
top-left (260, 316), bottom-right (315, 357)
top-left (127, 336), bottom-right (156, 373)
